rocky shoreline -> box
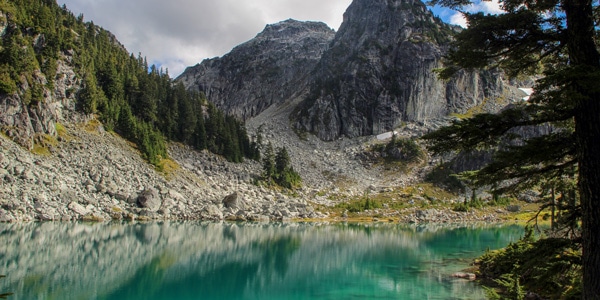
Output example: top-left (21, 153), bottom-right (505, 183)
top-left (0, 120), bottom-right (504, 222)
top-left (0, 122), bottom-right (326, 223)
top-left (0, 119), bottom-right (521, 224)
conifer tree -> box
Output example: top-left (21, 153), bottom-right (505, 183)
top-left (274, 146), bottom-right (301, 189)
top-left (193, 114), bottom-right (207, 151)
top-left (424, 0), bottom-right (600, 296)
top-left (78, 74), bottom-right (99, 114)
top-left (275, 146), bottom-right (291, 177)
top-left (262, 142), bottom-right (276, 183)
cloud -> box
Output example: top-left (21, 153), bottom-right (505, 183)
top-left (444, 0), bottom-right (504, 28)
top-left (59, 0), bottom-right (352, 76)
top-left (449, 12), bottom-right (468, 27)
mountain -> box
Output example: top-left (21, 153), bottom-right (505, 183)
top-left (0, 0), bottom-right (319, 222)
top-left (293, 0), bottom-right (514, 140)
top-left (0, 0), bottom-right (530, 223)
top-left (177, 19), bottom-right (335, 120)
top-left (179, 0), bottom-right (524, 141)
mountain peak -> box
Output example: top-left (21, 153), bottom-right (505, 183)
top-left (177, 19), bottom-right (335, 120)
top-left (178, 0), bottom-right (517, 141)
top-left (260, 19), bottom-right (333, 36)
top-left (290, 0), bottom-right (515, 141)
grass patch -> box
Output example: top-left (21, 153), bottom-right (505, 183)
top-left (82, 118), bottom-right (103, 133)
top-left (335, 192), bottom-right (383, 213)
top-left (157, 157), bottom-right (180, 178)
top-left (31, 133), bottom-right (58, 156)
top-left (31, 143), bottom-right (51, 155)
top-left (401, 183), bottom-right (457, 203)
top-left (55, 122), bottom-right (67, 137)
top-left (55, 122), bottom-right (76, 142)
top-left (328, 183), bottom-right (459, 217)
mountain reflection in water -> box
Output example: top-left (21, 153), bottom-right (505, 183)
top-left (0, 222), bottom-right (523, 300)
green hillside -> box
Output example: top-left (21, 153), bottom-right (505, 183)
top-left (0, 0), bottom-right (258, 165)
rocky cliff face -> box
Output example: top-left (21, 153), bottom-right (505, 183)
top-left (177, 19), bottom-right (335, 119)
top-left (293, 0), bottom-right (514, 141)
top-left (0, 56), bottom-right (83, 149)
top-left (1, 6), bottom-right (98, 151)
top-left (179, 0), bottom-right (522, 141)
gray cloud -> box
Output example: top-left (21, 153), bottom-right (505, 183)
top-left (58, 0), bottom-right (353, 76)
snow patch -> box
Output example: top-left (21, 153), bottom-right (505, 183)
top-left (519, 88), bottom-right (534, 101)
top-left (376, 131), bottom-right (398, 141)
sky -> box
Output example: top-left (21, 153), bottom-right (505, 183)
top-left (57, 0), bottom-right (503, 77)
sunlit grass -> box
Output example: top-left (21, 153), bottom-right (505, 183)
top-left (31, 133), bottom-right (58, 156)
top-left (157, 157), bottom-right (180, 178)
top-left (82, 118), bottom-right (103, 133)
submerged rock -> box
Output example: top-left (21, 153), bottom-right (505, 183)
top-left (452, 272), bottom-right (476, 280)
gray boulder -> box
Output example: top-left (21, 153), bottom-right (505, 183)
top-left (223, 192), bottom-right (243, 210)
top-left (506, 205), bottom-right (521, 212)
top-left (202, 205), bottom-right (223, 221)
top-left (136, 188), bottom-right (162, 212)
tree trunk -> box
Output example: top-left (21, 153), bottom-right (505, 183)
top-left (551, 187), bottom-right (555, 231)
top-left (564, 0), bottom-right (600, 297)
top-left (577, 101), bottom-right (600, 299)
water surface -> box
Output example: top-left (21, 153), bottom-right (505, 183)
top-left (0, 222), bottom-right (523, 300)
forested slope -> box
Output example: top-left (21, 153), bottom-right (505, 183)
top-left (0, 0), bottom-right (258, 165)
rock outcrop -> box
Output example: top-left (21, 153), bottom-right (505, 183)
top-left (0, 58), bottom-right (82, 149)
top-left (293, 0), bottom-right (519, 140)
top-left (177, 19), bottom-right (335, 120)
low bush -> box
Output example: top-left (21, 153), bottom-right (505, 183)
top-left (477, 227), bottom-right (582, 299)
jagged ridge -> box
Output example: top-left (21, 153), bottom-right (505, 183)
top-left (179, 0), bottom-right (525, 141)
top-left (293, 0), bottom-right (514, 140)
top-left (177, 19), bottom-right (335, 120)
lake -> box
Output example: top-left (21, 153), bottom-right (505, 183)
top-left (0, 222), bottom-right (524, 300)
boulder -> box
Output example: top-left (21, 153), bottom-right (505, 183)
top-left (248, 214), bottom-right (270, 222)
top-left (222, 192), bottom-right (243, 209)
top-left (136, 188), bottom-right (161, 212)
top-left (202, 205), bottom-right (223, 221)
top-left (452, 272), bottom-right (476, 280)
top-left (0, 209), bottom-right (15, 222)
top-left (68, 202), bottom-right (90, 216)
top-left (506, 205), bottom-right (521, 212)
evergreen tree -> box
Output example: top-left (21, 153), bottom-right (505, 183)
top-left (274, 146), bottom-right (301, 189)
top-left (77, 74), bottom-right (99, 114)
top-left (262, 142), bottom-right (276, 183)
top-left (176, 86), bottom-right (196, 144)
top-left (424, 0), bottom-right (600, 297)
top-left (193, 114), bottom-right (207, 151)
top-left (275, 146), bottom-right (291, 177)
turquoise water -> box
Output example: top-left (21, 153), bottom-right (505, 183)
top-left (0, 222), bottom-right (523, 300)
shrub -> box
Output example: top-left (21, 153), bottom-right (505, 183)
top-left (335, 192), bottom-right (382, 213)
top-left (478, 227), bottom-right (582, 299)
